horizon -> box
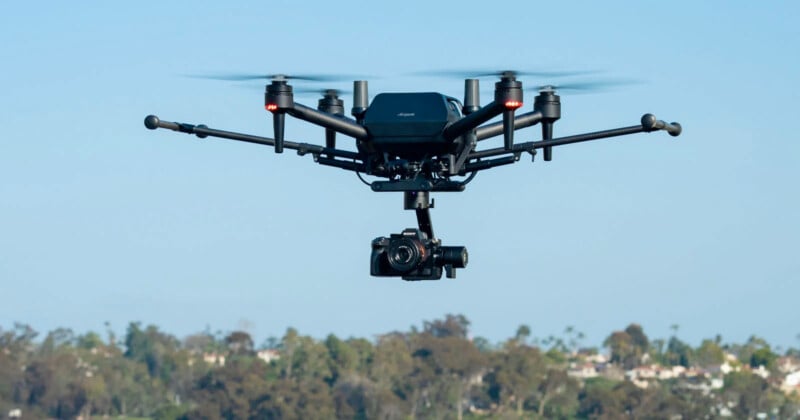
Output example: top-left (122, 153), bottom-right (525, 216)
top-left (2, 2), bottom-right (798, 352)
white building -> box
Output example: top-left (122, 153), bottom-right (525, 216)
top-left (778, 357), bottom-right (800, 374)
top-left (752, 365), bottom-right (770, 379)
top-left (782, 370), bottom-right (800, 394)
top-left (203, 352), bottom-right (226, 367)
top-left (584, 353), bottom-right (608, 364)
top-left (568, 363), bottom-right (598, 379)
top-left (257, 349), bottom-right (281, 364)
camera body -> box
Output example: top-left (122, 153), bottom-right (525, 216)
top-left (371, 228), bottom-right (468, 280)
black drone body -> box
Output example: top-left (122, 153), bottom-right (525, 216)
top-left (363, 92), bottom-right (461, 159)
top-left (144, 71), bottom-right (681, 281)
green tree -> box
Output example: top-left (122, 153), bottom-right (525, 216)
top-left (664, 336), bottom-right (692, 367)
top-left (403, 315), bottom-right (486, 420)
top-left (370, 333), bottom-right (414, 417)
top-left (423, 314), bottom-right (470, 339)
top-left (124, 322), bottom-right (181, 383)
top-left (624, 324), bottom-right (649, 356)
top-left (188, 358), bottom-right (271, 419)
top-left (693, 339), bottom-right (724, 367)
top-left (722, 371), bottom-right (770, 418)
top-left (39, 328), bottom-right (74, 356)
top-left (488, 341), bottom-right (546, 416)
top-left (250, 377), bottom-right (335, 420)
top-left (225, 331), bottom-right (254, 356)
top-left (533, 368), bottom-right (579, 418)
top-left (750, 346), bottom-right (778, 370)
top-left (515, 324), bottom-right (531, 344)
top-left (21, 348), bottom-right (91, 418)
top-left (278, 327), bottom-right (300, 380)
top-left (183, 332), bottom-right (219, 354)
top-left (604, 331), bottom-right (639, 369)
top-left (577, 377), bottom-right (625, 419)
top-left (76, 331), bottom-right (104, 350)
top-left (325, 334), bottom-right (358, 385)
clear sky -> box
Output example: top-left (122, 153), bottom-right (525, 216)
top-left (1, 1), bottom-right (798, 350)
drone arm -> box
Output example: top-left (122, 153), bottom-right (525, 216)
top-left (468, 125), bottom-right (644, 160)
top-left (316, 156), bottom-right (366, 172)
top-left (641, 114), bottom-right (682, 136)
top-left (288, 103), bottom-right (369, 140)
top-left (144, 115), bottom-right (361, 160)
top-left (466, 113), bottom-right (681, 161)
top-left (475, 111), bottom-right (544, 141)
top-left (461, 155), bottom-right (519, 174)
top-left (442, 101), bottom-right (505, 141)
top-left (531, 113), bottom-right (682, 147)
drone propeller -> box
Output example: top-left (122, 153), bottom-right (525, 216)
top-left (526, 78), bottom-right (641, 162)
top-left (417, 69), bottom-right (598, 79)
top-left (293, 87), bottom-right (352, 97)
top-left (227, 83), bottom-right (351, 98)
top-left (186, 73), bottom-right (362, 82)
top-left (531, 78), bottom-right (643, 94)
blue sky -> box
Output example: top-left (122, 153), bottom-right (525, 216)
top-left (1, 1), bottom-right (798, 350)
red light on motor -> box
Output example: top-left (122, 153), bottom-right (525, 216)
top-left (504, 100), bottom-right (523, 110)
top-left (265, 104), bottom-right (278, 111)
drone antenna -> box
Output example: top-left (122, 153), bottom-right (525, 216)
top-left (463, 79), bottom-right (480, 114)
top-left (352, 80), bottom-right (369, 122)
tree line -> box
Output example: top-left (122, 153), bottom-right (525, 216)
top-left (1, 315), bottom-right (798, 419)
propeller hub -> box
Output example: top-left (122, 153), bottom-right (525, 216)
top-left (494, 78), bottom-right (523, 106)
top-left (499, 70), bottom-right (517, 80)
top-left (265, 82), bottom-right (294, 111)
top-left (534, 90), bottom-right (561, 121)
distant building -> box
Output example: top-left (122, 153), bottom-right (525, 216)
top-left (256, 349), bottom-right (280, 364)
top-left (785, 370), bottom-right (800, 387)
top-left (584, 353), bottom-right (608, 364)
top-left (657, 366), bottom-right (681, 380)
top-left (597, 363), bottom-right (625, 381)
top-left (777, 356), bottom-right (800, 374)
top-left (203, 352), bottom-right (226, 367)
top-left (626, 365), bottom-right (658, 381)
top-left (751, 365), bottom-right (770, 379)
top-left (568, 363), bottom-right (598, 379)
top-left (684, 367), bottom-right (704, 378)
top-left (782, 370), bottom-right (800, 394)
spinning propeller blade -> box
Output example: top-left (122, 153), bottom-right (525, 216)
top-left (416, 69), bottom-right (598, 79)
top-left (292, 87), bottom-right (352, 97)
top-left (531, 78), bottom-right (643, 94)
top-left (186, 73), bottom-right (364, 82)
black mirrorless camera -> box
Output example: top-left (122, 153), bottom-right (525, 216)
top-left (371, 228), bottom-right (468, 280)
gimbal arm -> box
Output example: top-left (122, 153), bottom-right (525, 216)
top-left (143, 115), bottom-right (366, 172)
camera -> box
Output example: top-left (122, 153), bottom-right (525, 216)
top-left (371, 228), bottom-right (468, 280)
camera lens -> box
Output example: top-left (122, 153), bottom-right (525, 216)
top-left (395, 245), bottom-right (414, 264)
top-left (387, 237), bottom-right (427, 273)
top-left (439, 246), bottom-right (468, 268)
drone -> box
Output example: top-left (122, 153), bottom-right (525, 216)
top-left (144, 70), bottom-right (681, 281)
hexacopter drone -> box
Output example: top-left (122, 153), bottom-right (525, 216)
top-left (144, 70), bottom-right (681, 281)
